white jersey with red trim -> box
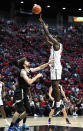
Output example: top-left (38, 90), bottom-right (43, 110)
top-left (49, 43), bottom-right (63, 69)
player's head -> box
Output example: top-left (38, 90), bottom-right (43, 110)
top-left (18, 57), bottom-right (30, 69)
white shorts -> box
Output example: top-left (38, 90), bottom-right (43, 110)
top-left (50, 68), bottom-right (62, 80)
top-left (0, 96), bottom-right (3, 106)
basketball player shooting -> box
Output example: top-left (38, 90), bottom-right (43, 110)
top-left (39, 14), bottom-right (63, 115)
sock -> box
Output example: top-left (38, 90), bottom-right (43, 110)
top-left (23, 117), bottom-right (26, 124)
top-left (16, 118), bottom-right (21, 123)
top-left (66, 118), bottom-right (69, 121)
top-left (67, 118), bottom-right (71, 124)
top-left (10, 122), bottom-right (14, 127)
top-left (48, 118), bottom-right (51, 122)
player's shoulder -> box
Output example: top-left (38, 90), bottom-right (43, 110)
top-left (52, 42), bottom-right (62, 51)
top-left (20, 69), bottom-right (27, 76)
top-left (21, 69), bottom-right (26, 73)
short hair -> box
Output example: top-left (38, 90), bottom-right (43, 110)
top-left (17, 57), bottom-right (27, 69)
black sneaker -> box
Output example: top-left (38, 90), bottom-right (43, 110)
top-left (48, 118), bottom-right (51, 125)
top-left (66, 118), bottom-right (71, 124)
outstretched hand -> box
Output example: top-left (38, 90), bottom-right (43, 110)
top-left (39, 14), bottom-right (49, 30)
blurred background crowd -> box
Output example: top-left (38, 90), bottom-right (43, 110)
top-left (0, 17), bottom-right (83, 117)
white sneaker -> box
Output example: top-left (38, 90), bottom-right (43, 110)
top-left (34, 114), bottom-right (38, 117)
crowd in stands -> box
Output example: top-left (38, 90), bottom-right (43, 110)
top-left (0, 17), bottom-right (83, 117)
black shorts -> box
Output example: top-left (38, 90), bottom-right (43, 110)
top-left (49, 100), bottom-right (64, 109)
top-left (13, 89), bottom-right (23, 104)
top-left (14, 91), bottom-right (31, 114)
top-left (15, 101), bottom-right (25, 114)
top-left (49, 100), bottom-right (56, 109)
top-left (23, 94), bottom-right (31, 114)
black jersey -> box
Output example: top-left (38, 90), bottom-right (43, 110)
top-left (14, 68), bottom-right (32, 103)
top-left (13, 69), bottom-right (32, 114)
top-left (18, 69), bottom-right (32, 95)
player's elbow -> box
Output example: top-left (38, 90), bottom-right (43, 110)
top-left (27, 79), bottom-right (33, 85)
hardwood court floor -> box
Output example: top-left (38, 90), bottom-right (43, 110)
top-left (0, 116), bottom-right (83, 128)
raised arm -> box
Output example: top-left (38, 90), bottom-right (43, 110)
top-left (45, 36), bottom-right (53, 46)
top-left (39, 15), bottom-right (59, 47)
top-left (31, 59), bottom-right (54, 72)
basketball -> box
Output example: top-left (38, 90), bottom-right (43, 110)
top-left (32, 4), bottom-right (42, 14)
